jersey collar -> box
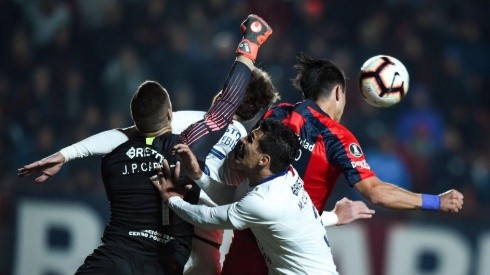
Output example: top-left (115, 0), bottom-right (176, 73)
top-left (300, 99), bottom-right (331, 118)
top-left (254, 168), bottom-right (289, 186)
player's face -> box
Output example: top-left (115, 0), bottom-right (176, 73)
top-left (232, 128), bottom-right (265, 171)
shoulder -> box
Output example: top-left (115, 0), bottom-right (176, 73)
top-left (171, 110), bottom-right (206, 134)
top-left (230, 120), bottom-right (247, 136)
top-left (235, 187), bottom-right (282, 220)
top-left (263, 102), bottom-right (294, 118)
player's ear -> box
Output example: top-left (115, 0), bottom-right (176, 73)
top-left (335, 85), bottom-right (341, 101)
top-left (258, 154), bottom-right (270, 166)
top-left (167, 108), bottom-right (173, 122)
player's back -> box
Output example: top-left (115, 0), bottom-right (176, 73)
top-left (263, 99), bottom-right (374, 211)
top-left (263, 100), bottom-right (341, 211)
top-left (101, 132), bottom-right (196, 254)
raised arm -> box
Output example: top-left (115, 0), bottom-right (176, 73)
top-left (180, 14), bottom-right (272, 161)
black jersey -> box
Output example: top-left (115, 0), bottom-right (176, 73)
top-left (100, 133), bottom-right (184, 249)
top-left (81, 60), bottom-right (252, 275)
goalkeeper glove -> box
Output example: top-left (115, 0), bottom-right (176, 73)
top-left (236, 14), bottom-right (273, 62)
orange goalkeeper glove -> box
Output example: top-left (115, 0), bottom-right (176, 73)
top-left (236, 14), bottom-right (273, 62)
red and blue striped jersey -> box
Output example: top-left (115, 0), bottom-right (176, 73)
top-left (263, 99), bottom-right (375, 211)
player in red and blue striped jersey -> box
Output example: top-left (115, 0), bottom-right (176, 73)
top-left (221, 53), bottom-right (464, 275)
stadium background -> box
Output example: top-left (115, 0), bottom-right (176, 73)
top-left (1, 0), bottom-right (489, 274)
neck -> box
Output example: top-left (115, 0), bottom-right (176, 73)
top-left (314, 98), bottom-right (339, 122)
top-left (140, 124), bottom-right (172, 137)
top-left (247, 169), bottom-right (274, 187)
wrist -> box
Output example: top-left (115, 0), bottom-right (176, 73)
top-left (191, 171), bottom-right (203, 181)
top-left (236, 55), bottom-right (254, 70)
top-left (59, 147), bottom-right (73, 162)
top-left (168, 196), bottom-right (184, 205)
top-left (236, 39), bottom-right (259, 62)
top-left (421, 194), bottom-right (441, 211)
top-left (321, 211), bottom-right (339, 227)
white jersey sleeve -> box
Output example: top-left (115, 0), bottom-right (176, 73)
top-left (321, 211), bottom-right (339, 226)
top-left (58, 111), bottom-right (203, 162)
top-left (194, 173), bottom-right (238, 205)
top-left (59, 129), bottom-right (128, 161)
top-left (227, 189), bottom-right (279, 230)
top-left (168, 197), bottom-right (236, 230)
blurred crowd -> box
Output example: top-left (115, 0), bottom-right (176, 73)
top-left (1, 0), bottom-right (489, 219)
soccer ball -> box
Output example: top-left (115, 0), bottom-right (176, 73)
top-left (359, 55), bottom-right (409, 108)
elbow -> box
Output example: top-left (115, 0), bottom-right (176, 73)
top-left (360, 180), bottom-right (387, 206)
top-left (366, 189), bottom-right (385, 206)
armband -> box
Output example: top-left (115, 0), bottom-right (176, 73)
top-left (321, 211), bottom-right (339, 227)
top-left (421, 194), bottom-right (440, 211)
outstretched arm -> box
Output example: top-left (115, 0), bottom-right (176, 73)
top-left (150, 158), bottom-right (236, 230)
top-left (17, 128), bottom-right (130, 183)
top-left (354, 176), bottom-right (464, 212)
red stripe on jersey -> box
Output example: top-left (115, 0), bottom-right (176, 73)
top-left (301, 132), bottom-right (342, 211)
top-left (264, 100), bottom-right (375, 212)
top-left (307, 106), bottom-right (375, 210)
top-left (309, 106), bottom-right (374, 179)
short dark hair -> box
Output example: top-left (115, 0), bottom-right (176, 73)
top-left (255, 119), bottom-right (299, 174)
top-left (235, 68), bottom-right (280, 121)
top-left (130, 80), bottom-right (171, 133)
top-left (292, 53), bottom-right (346, 101)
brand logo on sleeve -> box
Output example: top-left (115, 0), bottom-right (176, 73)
top-left (351, 160), bottom-right (370, 170)
top-left (349, 143), bottom-right (363, 157)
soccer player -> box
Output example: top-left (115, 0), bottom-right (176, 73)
top-left (174, 67), bottom-right (282, 275)
top-left (152, 119), bottom-right (340, 274)
top-left (220, 53), bottom-right (465, 275)
top-left (18, 65), bottom-right (374, 274)
top-left (18, 14), bottom-right (273, 275)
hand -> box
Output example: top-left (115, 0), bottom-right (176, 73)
top-left (17, 152), bottom-right (65, 183)
top-left (439, 189), bottom-right (464, 212)
top-left (173, 144), bottom-right (202, 180)
top-left (333, 197), bottom-right (375, 225)
top-left (150, 159), bottom-right (190, 203)
top-left (236, 14), bottom-right (273, 62)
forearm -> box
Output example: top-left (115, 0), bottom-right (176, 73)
top-left (195, 173), bottom-right (237, 205)
top-left (180, 61), bottom-right (252, 157)
top-left (168, 197), bottom-right (236, 230)
top-left (206, 61), bottom-right (251, 126)
top-left (59, 129), bottom-right (128, 162)
top-left (364, 182), bottom-right (421, 210)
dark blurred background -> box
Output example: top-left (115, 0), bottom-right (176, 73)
top-left (1, 0), bottom-right (489, 274)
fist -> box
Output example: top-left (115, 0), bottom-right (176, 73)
top-left (439, 189), bottom-right (464, 213)
top-left (240, 14), bottom-right (273, 46)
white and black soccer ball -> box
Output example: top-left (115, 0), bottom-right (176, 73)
top-left (359, 55), bottom-right (409, 108)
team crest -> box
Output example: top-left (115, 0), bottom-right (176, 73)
top-left (349, 143), bottom-right (363, 157)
